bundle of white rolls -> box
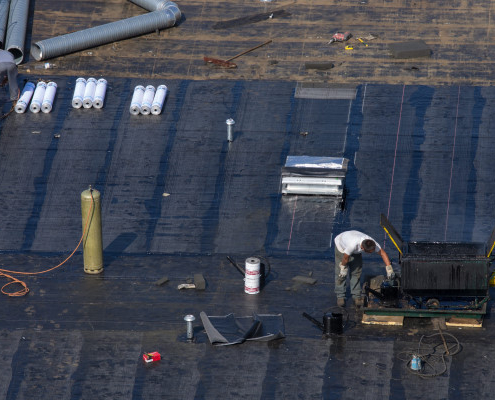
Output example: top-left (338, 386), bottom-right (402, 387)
top-left (27, 81), bottom-right (57, 114)
top-left (130, 84), bottom-right (168, 115)
top-left (72, 77), bottom-right (107, 109)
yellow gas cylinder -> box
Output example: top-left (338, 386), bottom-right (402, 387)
top-left (81, 187), bottom-right (103, 274)
top-left (490, 274), bottom-right (495, 287)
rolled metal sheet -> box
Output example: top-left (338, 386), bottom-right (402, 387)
top-left (0, 0), bottom-right (11, 49)
top-left (30, 2), bottom-right (181, 62)
top-left (5, 0), bottom-right (30, 64)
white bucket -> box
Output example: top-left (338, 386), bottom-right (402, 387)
top-left (41, 81), bottom-right (57, 113)
top-left (244, 257), bottom-right (261, 294)
top-left (30, 81), bottom-right (47, 113)
top-left (72, 77), bottom-right (86, 108)
top-left (83, 77), bottom-right (97, 108)
top-left (15, 81), bottom-right (35, 113)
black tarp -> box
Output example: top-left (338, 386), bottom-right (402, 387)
top-left (200, 311), bottom-right (285, 346)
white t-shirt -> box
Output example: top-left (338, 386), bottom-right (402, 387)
top-left (334, 230), bottom-right (381, 255)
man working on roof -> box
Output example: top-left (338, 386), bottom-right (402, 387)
top-left (0, 49), bottom-right (19, 101)
top-left (334, 230), bottom-right (393, 307)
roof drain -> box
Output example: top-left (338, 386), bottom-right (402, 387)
top-left (30, 0), bottom-right (181, 62)
top-left (0, 0), bottom-right (10, 49)
top-left (5, 0), bottom-right (30, 64)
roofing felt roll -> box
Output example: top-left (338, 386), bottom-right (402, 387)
top-left (388, 40), bottom-right (431, 59)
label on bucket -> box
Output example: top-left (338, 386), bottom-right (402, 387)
top-left (244, 275), bottom-right (260, 294)
top-left (245, 257), bottom-right (260, 275)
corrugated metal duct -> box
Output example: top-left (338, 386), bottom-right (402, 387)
top-left (0, 0), bottom-right (10, 49)
top-left (129, 0), bottom-right (172, 11)
top-left (5, 0), bottom-right (29, 64)
top-left (30, 1), bottom-right (181, 62)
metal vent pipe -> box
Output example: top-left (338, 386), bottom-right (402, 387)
top-left (129, 0), bottom-right (172, 11)
top-left (5, 0), bottom-right (29, 64)
top-left (31, 1), bottom-right (181, 62)
top-left (0, 0), bottom-right (11, 49)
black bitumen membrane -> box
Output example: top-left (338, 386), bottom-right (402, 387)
top-left (1, 78), bottom-right (495, 398)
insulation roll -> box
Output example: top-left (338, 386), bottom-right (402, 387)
top-left (83, 77), bottom-right (97, 108)
top-left (140, 85), bottom-right (155, 115)
top-left (93, 78), bottom-right (107, 109)
top-left (30, 81), bottom-right (46, 113)
top-left (15, 81), bottom-right (35, 114)
top-left (151, 84), bottom-right (168, 115)
top-left (130, 85), bottom-right (145, 115)
top-left (41, 81), bottom-right (57, 113)
top-left (72, 77), bottom-right (86, 108)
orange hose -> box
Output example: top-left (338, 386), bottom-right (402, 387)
top-left (0, 191), bottom-right (95, 296)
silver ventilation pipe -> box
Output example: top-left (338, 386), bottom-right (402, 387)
top-left (129, 0), bottom-right (172, 11)
top-left (30, 1), bottom-right (181, 62)
top-left (5, 0), bottom-right (29, 64)
top-left (0, 0), bottom-right (11, 49)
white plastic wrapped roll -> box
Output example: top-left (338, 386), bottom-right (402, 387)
top-left (129, 85), bottom-right (145, 115)
top-left (30, 81), bottom-right (47, 113)
top-left (83, 77), bottom-right (97, 108)
top-left (41, 81), bottom-right (57, 113)
top-left (151, 85), bottom-right (168, 115)
top-left (15, 81), bottom-right (35, 113)
top-left (140, 85), bottom-right (155, 115)
top-left (93, 78), bottom-right (107, 109)
top-left (72, 78), bottom-right (86, 108)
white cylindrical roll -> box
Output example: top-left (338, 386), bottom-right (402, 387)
top-left (83, 77), bottom-right (97, 108)
top-left (244, 257), bottom-right (261, 294)
top-left (15, 81), bottom-right (36, 114)
top-left (41, 81), bottom-right (57, 113)
top-left (30, 81), bottom-right (47, 113)
top-left (93, 78), bottom-right (107, 109)
top-left (72, 77), bottom-right (86, 108)
top-left (140, 85), bottom-right (155, 115)
top-left (129, 85), bottom-right (145, 115)
top-left (151, 84), bottom-right (168, 115)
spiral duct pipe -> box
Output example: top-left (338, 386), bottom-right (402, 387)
top-left (0, 0), bottom-right (10, 49)
top-left (5, 0), bottom-right (30, 64)
top-left (129, 0), bottom-right (172, 11)
top-left (31, 1), bottom-right (181, 62)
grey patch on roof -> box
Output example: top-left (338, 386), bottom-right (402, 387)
top-left (295, 82), bottom-right (357, 100)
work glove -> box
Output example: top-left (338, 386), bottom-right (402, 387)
top-left (385, 264), bottom-right (395, 280)
top-left (338, 263), bottom-right (348, 283)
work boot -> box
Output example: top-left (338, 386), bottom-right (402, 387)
top-left (337, 297), bottom-right (346, 307)
top-left (353, 297), bottom-right (364, 308)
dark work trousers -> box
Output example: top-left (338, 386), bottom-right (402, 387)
top-left (334, 247), bottom-right (363, 300)
top-left (0, 61), bottom-right (19, 100)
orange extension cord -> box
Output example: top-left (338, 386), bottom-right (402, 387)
top-left (0, 192), bottom-right (94, 297)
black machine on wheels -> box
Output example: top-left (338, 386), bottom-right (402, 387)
top-left (363, 214), bottom-right (495, 322)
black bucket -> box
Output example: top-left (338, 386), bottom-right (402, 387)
top-left (323, 312), bottom-right (343, 335)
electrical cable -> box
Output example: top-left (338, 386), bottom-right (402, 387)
top-left (0, 190), bottom-right (95, 297)
top-left (397, 331), bottom-right (461, 379)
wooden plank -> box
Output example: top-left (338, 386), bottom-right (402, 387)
top-left (446, 317), bottom-right (483, 328)
top-left (362, 313), bottom-right (404, 326)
